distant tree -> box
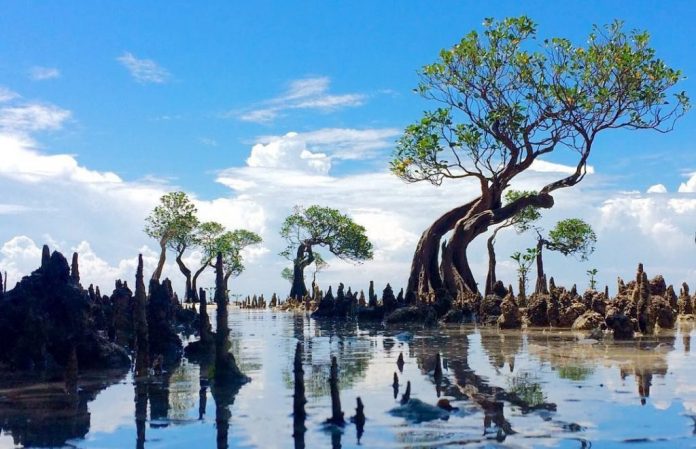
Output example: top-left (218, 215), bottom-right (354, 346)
top-left (190, 221), bottom-right (225, 300)
top-left (485, 190), bottom-right (541, 295)
top-left (144, 191), bottom-right (198, 282)
top-left (217, 229), bottom-right (262, 289)
top-left (533, 218), bottom-right (597, 293)
top-left (280, 205), bottom-right (373, 299)
top-left (511, 248), bottom-right (538, 300)
top-left (391, 16), bottom-right (688, 306)
top-left (587, 268), bottom-right (599, 291)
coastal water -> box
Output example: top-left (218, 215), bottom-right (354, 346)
top-left (1, 310), bottom-right (696, 449)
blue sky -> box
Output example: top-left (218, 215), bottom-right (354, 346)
top-left (2, 1), bottom-right (695, 194)
top-left (0, 1), bottom-right (695, 296)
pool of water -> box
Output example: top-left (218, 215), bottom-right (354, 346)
top-left (1, 311), bottom-right (696, 448)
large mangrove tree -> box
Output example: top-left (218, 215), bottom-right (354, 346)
top-left (391, 17), bottom-right (688, 304)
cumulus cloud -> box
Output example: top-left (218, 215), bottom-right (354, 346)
top-left (29, 66), bottom-right (60, 80)
top-left (255, 127), bottom-right (400, 161)
top-left (246, 132), bottom-right (332, 175)
top-left (647, 184), bottom-right (667, 193)
top-left (117, 52), bottom-right (170, 84)
top-left (236, 77), bottom-right (365, 123)
top-left (678, 172), bottom-right (696, 193)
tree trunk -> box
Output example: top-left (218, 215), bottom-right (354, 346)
top-left (175, 252), bottom-right (193, 302)
top-left (289, 244), bottom-right (314, 300)
top-left (484, 229), bottom-right (499, 296)
top-left (405, 198), bottom-right (480, 300)
top-left (534, 239), bottom-right (548, 294)
top-left (191, 263), bottom-right (208, 302)
top-left (442, 192), bottom-right (555, 305)
top-left (151, 239), bottom-right (167, 282)
top-left (223, 272), bottom-right (232, 300)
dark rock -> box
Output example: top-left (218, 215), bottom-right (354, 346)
top-left (440, 308), bottom-right (465, 324)
top-left (605, 306), bottom-right (634, 340)
top-left (385, 305), bottom-right (437, 326)
top-left (497, 292), bottom-right (521, 329)
top-left (571, 310), bottom-right (605, 331)
top-left (382, 283), bottom-right (397, 313)
top-left (368, 281), bottom-right (377, 308)
top-left (147, 278), bottom-right (183, 366)
top-left (0, 247), bottom-right (129, 372)
top-left (526, 294), bottom-right (549, 326)
top-left (479, 294), bottom-right (502, 325)
top-left (679, 283), bottom-right (693, 315)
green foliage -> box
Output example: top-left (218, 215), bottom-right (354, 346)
top-left (557, 365), bottom-right (594, 381)
top-left (511, 248), bottom-right (538, 278)
top-left (587, 268), bottom-right (599, 290)
top-left (280, 205), bottom-right (373, 263)
top-left (312, 252), bottom-right (329, 272)
top-left (511, 247), bottom-right (538, 296)
top-left (391, 16), bottom-right (688, 185)
top-left (509, 372), bottom-right (546, 407)
top-left (504, 190), bottom-right (542, 233)
top-left (195, 221), bottom-right (226, 263)
top-left (144, 191), bottom-right (199, 250)
top-left (212, 229), bottom-right (263, 278)
top-left (281, 267), bottom-right (293, 283)
top-left (547, 218), bottom-right (597, 260)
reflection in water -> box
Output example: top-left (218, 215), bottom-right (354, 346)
top-left (0, 369), bottom-right (126, 447)
top-left (2, 315), bottom-right (696, 448)
top-left (134, 380), bottom-right (148, 449)
top-left (211, 380), bottom-right (242, 449)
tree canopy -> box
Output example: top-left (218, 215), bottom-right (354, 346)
top-left (280, 205), bottom-right (373, 262)
top-left (145, 191), bottom-right (199, 246)
top-left (144, 191), bottom-right (199, 281)
top-left (392, 17), bottom-right (688, 187)
top-left (545, 218), bottom-right (596, 260)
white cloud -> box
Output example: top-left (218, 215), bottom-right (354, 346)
top-left (236, 76), bottom-right (365, 123)
top-left (530, 159), bottom-right (595, 175)
top-left (0, 134), bottom-right (120, 183)
top-left (678, 172), bottom-right (696, 193)
top-left (29, 66), bottom-right (60, 80)
top-left (246, 132), bottom-right (333, 175)
top-left (0, 87), bottom-right (19, 103)
top-left (647, 184), bottom-right (667, 193)
top-left (0, 103), bottom-right (71, 133)
top-left (599, 194), bottom-right (696, 253)
top-left (1, 96), bottom-right (695, 300)
top-left (255, 127), bottom-right (399, 161)
top-left (117, 52), bottom-right (170, 84)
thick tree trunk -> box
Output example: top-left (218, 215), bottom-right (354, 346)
top-left (289, 244), bottom-right (314, 300)
top-left (534, 239), bottom-right (548, 294)
top-left (406, 198), bottom-right (480, 300)
top-left (151, 239), bottom-right (167, 282)
top-left (175, 252), bottom-right (193, 302)
top-left (442, 192), bottom-right (555, 304)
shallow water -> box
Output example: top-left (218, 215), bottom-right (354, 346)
top-left (1, 311), bottom-right (696, 449)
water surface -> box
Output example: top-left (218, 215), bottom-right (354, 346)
top-left (1, 311), bottom-right (695, 448)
